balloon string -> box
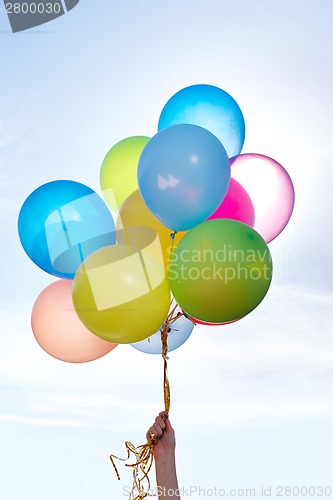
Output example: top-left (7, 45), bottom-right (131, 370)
top-left (161, 299), bottom-right (179, 413)
top-left (168, 231), bottom-right (177, 274)
top-left (110, 300), bottom-right (182, 500)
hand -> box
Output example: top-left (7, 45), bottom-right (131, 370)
top-left (146, 411), bottom-right (176, 461)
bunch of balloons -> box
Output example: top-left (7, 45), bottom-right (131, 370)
top-left (18, 84), bottom-right (295, 363)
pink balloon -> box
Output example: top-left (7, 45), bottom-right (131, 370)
top-left (208, 178), bottom-right (255, 226)
top-left (31, 280), bottom-right (117, 363)
top-left (230, 154), bottom-right (295, 243)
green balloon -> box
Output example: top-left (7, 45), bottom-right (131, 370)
top-left (168, 219), bottom-right (273, 323)
top-left (100, 136), bottom-right (150, 212)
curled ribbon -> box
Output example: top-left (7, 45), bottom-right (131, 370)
top-left (110, 438), bottom-right (156, 499)
top-left (110, 298), bottom-right (186, 499)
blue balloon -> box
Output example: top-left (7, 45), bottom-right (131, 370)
top-left (18, 180), bottom-right (116, 279)
top-left (131, 314), bottom-right (194, 355)
top-left (158, 84), bottom-right (245, 158)
top-left (138, 124), bottom-right (230, 231)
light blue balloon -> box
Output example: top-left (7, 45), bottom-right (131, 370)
top-left (137, 124), bottom-right (230, 232)
top-left (131, 314), bottom-right (194, 355)
top-left (18, 180), bottom-right (116, 279)
top-left (158, 84), bottom-right (245, 158)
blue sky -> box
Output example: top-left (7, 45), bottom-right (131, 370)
top-left (1, 1), bottom-right (333, 499)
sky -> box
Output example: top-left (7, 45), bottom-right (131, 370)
top-left (1, 1), bottom-right (333, 499)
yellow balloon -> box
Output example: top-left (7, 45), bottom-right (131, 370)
top-left (100, 136), bottom-right (150, 212)
top-left (72, 227), bottom-right (170, 344)
top-left (117, 190), bottom-right (187, 267)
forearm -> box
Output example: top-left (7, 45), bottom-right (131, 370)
top-left (155, 453), bottom-right (181, 500)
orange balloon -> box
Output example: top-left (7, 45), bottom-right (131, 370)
top-left (31, 280), bottom-right (117, 363)
top-left (117, 190), bottom-right (186, 267)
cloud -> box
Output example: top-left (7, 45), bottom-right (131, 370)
top-left (0, 413), bottom-right (90, 428)
top-left (0, 126), bottom-right (26, 220)
top-left (0, 197), bottom-right (18, 219)
top-left (0, 283), bottom-right (332, 432)
top-left (0, 116), bottom-right (23, 150)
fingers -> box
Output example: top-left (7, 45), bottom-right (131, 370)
top-left (156, 415), bottom-right (166, 431)
top-left (146, 424), bottom-right (161, 443)
top-left (146, 424), bottom-right (161, 442)
top-left (152, 416), bottom-right (165, 437)
top-left (146, 412), bottom-right (171, 441)
top-left (159, 411), bottom-right (169, 421)
top-left (146, 426), bottom-right (156, 442)
top-left (159, 411), bottom-right (173, 431)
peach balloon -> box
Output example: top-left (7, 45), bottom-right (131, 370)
top-left (31, 280), bottom-right (117, 363)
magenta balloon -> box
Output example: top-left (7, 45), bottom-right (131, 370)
top-left (31, 280), bottom-right (117, 363)
top-left (230, 154), bottom-right (295, 243)
top-left (207, 178), bottom-right (255, 226)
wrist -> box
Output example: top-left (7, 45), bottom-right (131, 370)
top-left (154, 449), bottom-right (176, 464)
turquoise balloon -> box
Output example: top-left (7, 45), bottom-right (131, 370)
top-left (138, 124), bottom-right (230, 232)
top-left (131, 314), bottom-right (194, 355)
top-left (158, 84), bottom-right (245, 158)
top-left (18, 180), bottom-right (116, 279)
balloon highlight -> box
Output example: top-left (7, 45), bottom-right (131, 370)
top-left (230, 154), bottom-right (295, 243)
top-left (138, 124), bottom-right (230, 231)
top-left (72, 227), bottom-right (170, 343)
top-left (18, 180), bottom-right (116, 279)
top-left (158, 84), bottom-right (245, 158)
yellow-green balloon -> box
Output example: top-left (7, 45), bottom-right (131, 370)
top-left (72, 229), bottom-right (170, 344)
top-left (169, 219), bottom-right (272, 323)
top-left (100, 136), bottom-right (150, 212)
